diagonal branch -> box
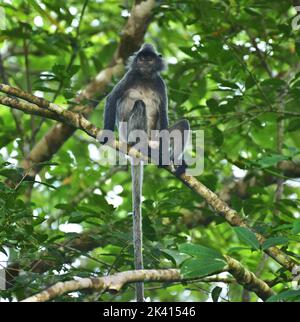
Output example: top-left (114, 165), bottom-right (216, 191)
top-left (224, 256), bottom-right (274, 301)
top-left (176, 173), bottom-right (297, 272)
top-left (0, 84), bottom-right (298, 274)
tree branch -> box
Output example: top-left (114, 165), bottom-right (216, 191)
top-left (177, 173), bottom-right (297, 271)
top-left (21, 255), bottom-right (274, 302)
top-left (224, 256), bottom-right (274, 301)
top-left (0, 83), bottom-right (298, 274)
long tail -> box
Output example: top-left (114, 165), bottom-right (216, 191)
top-left (131, 160), bottom-right (144, 302)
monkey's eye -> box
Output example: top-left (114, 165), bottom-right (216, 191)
top-left (139, 55), bottom-right (154, 63)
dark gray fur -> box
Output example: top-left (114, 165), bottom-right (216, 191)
top-left (102, 44), bottom-right (189, 302)
top-left (103, 44), bottom-right (168, 135)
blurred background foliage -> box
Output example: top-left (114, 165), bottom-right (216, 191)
top-left (0, 0), bottom-right (300, 302)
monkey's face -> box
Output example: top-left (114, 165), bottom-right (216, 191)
top-left (129, 44), bottom-right (165, 75)
top-left (136, 54), bottom-right (157, 73)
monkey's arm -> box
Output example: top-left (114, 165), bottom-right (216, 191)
top-left (153, 77), bottom-right (169, 167)
top-left (103, 94), bottom-right (117, 132)
top-left (99, 94), bottom-right (118, 145)
top-left (103, 72), bottom-right (131, 132)
top-left (101, 80), bottom-right (125, 143)
top-left (157, 77), bottom-right (169, 130)
top-left (156, 77), bottom-right (189, 175)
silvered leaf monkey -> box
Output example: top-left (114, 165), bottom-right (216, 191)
top-left (101, 44), bottom-right (189, 301)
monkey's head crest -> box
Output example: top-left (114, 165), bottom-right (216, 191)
top-left (128, 43), bottom-right (166, 76)
top-left (139, 43), bottom-right (156, 55)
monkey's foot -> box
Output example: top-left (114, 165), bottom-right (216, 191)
top-left (172, 159), bottom-right (188, 176)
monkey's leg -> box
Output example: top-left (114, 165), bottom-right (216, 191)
top-left (128, 100), bottom-right (147, 145)
top-left (168, 119), bottom-right (190, 175)
top-left (128, 100), bottom-right (147, 302)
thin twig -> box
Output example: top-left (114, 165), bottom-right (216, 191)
top-left (249, 37), bottom-right (273, 78)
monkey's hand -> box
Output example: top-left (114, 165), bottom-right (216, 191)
top-left (98, 129), bottom-right (114, 145)
top-left (157, 158), bottom-right (187, 175)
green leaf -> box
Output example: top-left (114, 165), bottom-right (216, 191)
top-left (227, 246), bottom-right (253, 254)
top-left (179, 46), bottom-right (200, 59)
top-left (161, 249), bottom-right (190, 266)
top-left (63, 88), bottom-right (75, 99)
top-left (179, 243), bottom-right (224, 260)
top-left (34, 233), bottom-right (48, 243)
top-left (213, 128), bottom-right (224, 147)
top-left (55, 203), bottom-right (75, 211)
top-left (212, 286), bottom-right (223, 302)
top-left (245, 76), bottom-right (256, 89)
top-left (260, 79), bottom-right (286, 88)
top-left (234, 227), bottom-right (260, 250)
top-left (68, 212), bottom-right (85, 223)
top-left (295, 42), bottom-right (300, 58)
top-left (244, 7), bottom-right (262, 16)
top-left (0, 131), bottom-right (15, 148)
top-left (181, 258), bottom-right (226, 278)
top-left (287, 120), bottom-right (300, 132)
top-left (262, 237), bottom-right (288, 250)
top-left (266, 289), bottom-right (300, 302)
top-left (206, 98), bottom-right (219, 113)
top-left (0, 168), bottom-right (24, 182)
top-left (256, 154), bottom-right (288, 168)
top-left (292, 219), bottom-right (300, 234)
top-left (67, 65), bottom-right (80, 78)
top-left (273, 223), bottom-right (293, 232)
top-left (218, 80), bottom-right (239, 89)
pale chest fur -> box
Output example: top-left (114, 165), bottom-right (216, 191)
top-left (116, 86), bottom-right (161, 138)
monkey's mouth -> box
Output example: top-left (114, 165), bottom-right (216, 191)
top-left (138, 66), bottom-right (153, 74)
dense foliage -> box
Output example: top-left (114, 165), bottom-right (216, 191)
top-left (0, 0), bottom-right (300, 302)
